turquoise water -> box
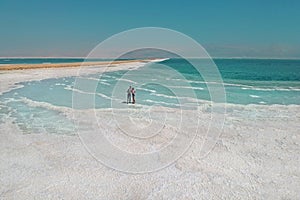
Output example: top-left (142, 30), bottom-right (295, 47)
top-left (161, 59), bottom-right (300, 105)
top-left (1, 58), bottom-right (300, 107)
top-left (1, 58), bottom-right (299, 134)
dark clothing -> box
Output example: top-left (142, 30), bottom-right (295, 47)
top-left (132, 93), bottom-right (135, 104)
top-left (131, 89), bottom-right (136, 104)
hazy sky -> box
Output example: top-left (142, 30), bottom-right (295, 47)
top-left (1, 0), bottom-right (300, 58)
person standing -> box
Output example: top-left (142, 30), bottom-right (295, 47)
top-left (127, 86), bottom-right (132, 104)
top-left (131, 87), bottom-right (136, 104)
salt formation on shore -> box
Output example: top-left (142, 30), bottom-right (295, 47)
top-left (0, 61), bottom-right (299, 199)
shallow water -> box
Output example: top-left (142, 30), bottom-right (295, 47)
top-left (2, 58), bottom-right (300, 107)
top-left (0, 58), bottom-right (299, 135)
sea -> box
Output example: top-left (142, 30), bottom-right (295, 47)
top-left (0, 58), bottom-right (299, 134)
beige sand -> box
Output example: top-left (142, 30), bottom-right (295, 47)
top-left (0, 59), bottom-right (150, 71)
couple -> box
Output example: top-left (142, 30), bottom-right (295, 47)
top-left (126, 86), bottom-right (136, 104)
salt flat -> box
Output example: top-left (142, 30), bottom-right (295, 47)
top-left (0, 61), bottom-right (299, 199)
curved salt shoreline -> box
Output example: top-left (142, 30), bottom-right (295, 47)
top-left (1, 95), bottom-right (299, 198)
top-left (0, 60), bottom-right (151, 95)
top-left (0, 59), bottom-right (145, 70)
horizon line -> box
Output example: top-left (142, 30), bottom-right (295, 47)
top-left (1, 56), bottom-right (300, 60)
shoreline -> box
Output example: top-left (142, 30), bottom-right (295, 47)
top-left (0, 59), bottom-right (152, 71)
top-left (1, 90), bottom-right (299, 199)
top-left (0, 58), bottom-right (169, 95)
top-left (0, 58), bottom-right (299, 107)
top-left (0, 60), bottom-right (149, 95)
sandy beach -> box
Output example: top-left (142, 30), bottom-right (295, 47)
top-left (0, 59), bottom-right (150, 71)
top-left (0, 61), bottom-right (299, 199)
